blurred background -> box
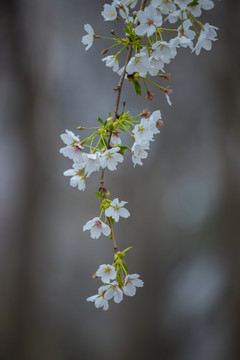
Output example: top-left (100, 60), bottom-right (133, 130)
top-left (0, 0), bottom-right (240, 359)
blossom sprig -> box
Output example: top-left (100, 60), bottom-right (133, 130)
top-left (81, 0), bottom-right (218, 104)
top-left (60, 0), bottom-right (219, 310)
top-left (87, 248), bottom-right (144, 310)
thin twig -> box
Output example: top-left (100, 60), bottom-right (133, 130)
top-left (99, 0), bottom-right (148, 251)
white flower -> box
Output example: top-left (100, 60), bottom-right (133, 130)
top-left (104, 281), bottom-right (123, 303)
top-left (87, 287), bottom-right (109, 311)
top-left (131, 141), bottom-right (149, 167)
top-left (135, 6), bottom-right (163, 37)
top-left (82, 152), bottom-right (100, 177)
top-left (126, 52), bottom-right (148, 77)
top-left (102, 55), bottom-right (119, 73)
top-left (194, 23), bottom-right (218, 56)
top-left (105, 198), bottom-right (130, 222)
top-left (165, 93), bottom-right (172, 106)
top-left (82, 24), bottom-right (95, 50)
top-left (96, 264), bottom-right (116, 283)
top-left (151, 0), bottom-right (176, 15)
top-left (101, 4), bottom-right (117, 21)
top-left (152, 41), bottom-right (177, 63)
top-left (63, 163), bottom-right (86, 191)
top-left (111, 129), bottom-right (122, 145)
top-left (132, 118), bottom-right (155, 143)
top-left (146, 54), bottom-right (165, 76)
top-left (199, 0), bottom-right (214, 11)
top-left (99, 147), bottom-right (123, 171)
top-left (123, 274), bottom-right (144, 296)
top-left (166, 9), bottom-right (182, 24)
top-left (83, 217), bottom-right (111, 239)
top-left (188, 3), bottom-right (202, 18)
top-left (60, 129), bottom-right (83, 163)
top-left (175, 0), bottom-right (192, 11)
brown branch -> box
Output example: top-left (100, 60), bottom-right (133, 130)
top-left (99, 0), bottom-right (148, 251)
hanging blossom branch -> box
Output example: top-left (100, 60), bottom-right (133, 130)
top-left (60, 0), bottom-right (218, 311)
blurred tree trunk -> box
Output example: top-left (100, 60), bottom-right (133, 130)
top-left (220, 1), bottom-right (240, 359)
top-left (0, 1), bottom-right (40, 359)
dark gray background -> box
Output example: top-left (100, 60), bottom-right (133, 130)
top-left (1, 1), bottom-right (240, 359)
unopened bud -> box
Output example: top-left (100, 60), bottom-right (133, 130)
top-left (159, 73), bottom-right (171, 81)
top-left (146, 89), bottom-right (154, 101)
top-left (101, 48), bottom-right (109, 55)
top-left (156, 120), bottom-right (164, 128)
top-left (141, 109), bottom-right (151, 118)
top-left (164, 88), bottom-right (173, 95)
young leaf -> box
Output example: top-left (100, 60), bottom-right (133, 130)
top-left (133, 78), bottom-right (142, 96)
top-left (122, 246), bottom-right (133, 253)
top-left (121, 261), bottom-right (129, 274)
top-left (95, 191), bottom-right (103, 200)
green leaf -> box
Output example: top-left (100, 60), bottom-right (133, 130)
top-left (98, 117), bottom-right (103, 125)
top-left (122, 246), bottom-right (133, 253)
top-left (133, 78), bottom-right (142, 96)
top-left (118, 145), bottom-right (129, 151)
top-left (95, 191), bottom-right (103, 200)
top-left (121, 261), bottom-right (129, 274)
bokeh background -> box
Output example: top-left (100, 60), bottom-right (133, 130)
top-left (1, 1), bottom-right (240, 359)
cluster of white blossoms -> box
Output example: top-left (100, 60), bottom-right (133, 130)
top-left (60, 108), bottom-right (163, 192)
top-left (83, 0), bottom-right (218, 104)
top-left (60, 0), bottom-right (218, 310)
top-left (87, 264), bottom-right (144, 311)
top-left (83, 198), bottom-right (130, 239)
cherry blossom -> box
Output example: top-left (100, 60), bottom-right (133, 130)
top-left (104, 281), bottom-right (123, 303)
top-left (60, 129), bottom-right (83, 163)
top-left (82, 152), bottom-right (101, 177)
top-left (82, 24), bottom-right (95, 51)
top-left (131, 141), bottom-right (149, 167)
top-left (123, 274), bottom-right (144, 296)
top-left (135, 6), bottom-right (163, 37)
top-left (151, 0), bottom-right (176, 15)
top-left (63, 163), bottom-right (86, 191)
top-left (102, 55), bottom-right (119, 73)
top-left (83, 217), bottom-right (111, 239)
top-left (96, 264), bottom-right (116, 283)
top-left (105, 198), bottom-right (130, 222)
top-left (86, 288), bottom-right (109, 311)
top-left (99, 147), bottom-right (123, 171)
top-left (194, 23), bottom-right (218, 56)
top-left (101, 4), bottom-right (117, 21)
